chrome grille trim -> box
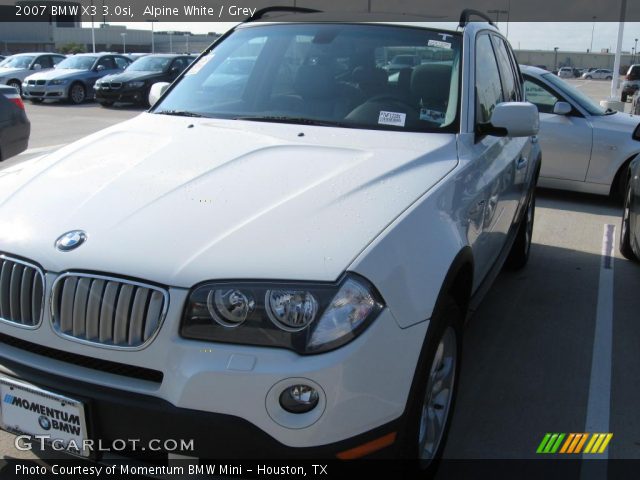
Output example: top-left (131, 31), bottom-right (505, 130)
top-left (51, 272), bottom-right (169, 350)
top-left (0, 254), bottom-right (45, 329)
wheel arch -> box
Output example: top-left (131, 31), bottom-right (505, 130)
top-left (610, 153), bottom-right (639, 198)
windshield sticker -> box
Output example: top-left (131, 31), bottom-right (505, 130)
top-left (378, 111), bottom-right (406, 127)
top-left (420, 108), bottom-right (445, 124)
top-left (185, 55), bottom-right (213, 75)
top-left (428, 39), bottom-right (452, 49)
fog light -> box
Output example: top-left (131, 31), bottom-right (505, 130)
top-left (279, 385), bottom-right (319, 414)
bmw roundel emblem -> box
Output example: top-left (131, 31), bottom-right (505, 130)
top-left (55, 230), bottom-right (87, 252)
top-left (38, 415), bottom-right (51, 431)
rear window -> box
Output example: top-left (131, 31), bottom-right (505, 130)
top-left (628, 66), bottom-right (640, 80)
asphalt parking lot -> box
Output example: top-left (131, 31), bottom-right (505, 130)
top-left (0, 78), bottom-right (638, 465)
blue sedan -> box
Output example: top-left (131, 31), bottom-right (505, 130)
top-left (22, 53), bottom-right (131, 104)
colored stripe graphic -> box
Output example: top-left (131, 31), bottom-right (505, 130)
top-left (537, 433), bottom-right (612, 454)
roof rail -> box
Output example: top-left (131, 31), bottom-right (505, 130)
top-left (459, 9), bottom-right (495, 27)
top-left (246, 6), bottom-right (322, 23)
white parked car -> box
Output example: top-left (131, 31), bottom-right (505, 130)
top-left (581, 68), bottom-right (613, 80)
top-left (0, 53), bottom-right (66, 95)
top-left (522, 65), bottom-right (640, 197)
top-left (0, 10), bottom-right (540, 466)
top-left (557, 67), bottom-right (574, 79)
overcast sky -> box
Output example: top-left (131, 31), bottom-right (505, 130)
top-left (97, 21), bottom-right (640, 53)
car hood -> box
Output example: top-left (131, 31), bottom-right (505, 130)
top-left (0, 114), bottom-right (458, 286)
top-left (590, 111), bottom-right (640, 131)
top-left (26, 69), bottom-right (87, 81)
top-left (101, 70), bottom-right (163, 82)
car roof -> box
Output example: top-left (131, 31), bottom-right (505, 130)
top-left (6, 52), bottom-right (64, 57)
top-left (520, 65), bottom-right (548, 76)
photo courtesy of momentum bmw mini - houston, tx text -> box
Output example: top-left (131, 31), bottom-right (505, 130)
top-left (1, 0), bottom-right (640, 478)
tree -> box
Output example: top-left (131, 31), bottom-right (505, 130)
top-left (59, 43), bottom-right (86, 54)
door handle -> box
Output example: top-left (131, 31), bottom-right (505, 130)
top-left (516, 156), bottom-right (528, 170)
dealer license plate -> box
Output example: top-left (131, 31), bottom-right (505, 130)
top-left (0, 376), bottom-right (89, 456)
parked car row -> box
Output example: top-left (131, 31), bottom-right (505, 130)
top-left (0, 84), bottom-right (29, 160)
top-left (0, 52), bottom-right (196, 107)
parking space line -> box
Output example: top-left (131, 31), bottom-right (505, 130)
top-left (583, 223), bottom-right (615, 461)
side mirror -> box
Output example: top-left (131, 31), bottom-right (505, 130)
top-left (96, 65), bottom-right (106, 72)
top-left (149, 82), bottom-right (170, 107)
top-left (32, 64), bottom-right (42, 70)
top-left (485, 102), bottom-right (540, 137)
top-left (553, 101), bottom-right (572, 115)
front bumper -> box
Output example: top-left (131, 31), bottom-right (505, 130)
top-left (0, 355), bottom-right (400, 460)
top-left (22, 83), bottom-right (68, 100)
top-left (0, 271), bottom-right (428, 455)
top-left (95, 86), bottom-right (146, 104)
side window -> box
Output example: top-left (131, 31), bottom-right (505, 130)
top-left (491, 36), bottom-right (519, 102)
top-left (475, 34), bottom-right (503, 124)
top-left (524, 79), bottom-right (559, 114)
top-left (114, 57), bottom-right (129, 69)
top-left (52, 55), bottom-right (64, 65)
top-left (36, 56), bottom-right (53, 69)
top-left (97, 56), bottom-right (116, 70)
top-left (171, 58), bottom-right (186, 73)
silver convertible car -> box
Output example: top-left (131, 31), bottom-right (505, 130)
top-left (522, 65), bottom-right (640, 199)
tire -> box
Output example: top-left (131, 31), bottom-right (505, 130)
top-left (620, 177), bottom-right (639, 261)
top-left (29, 98), bottom-right (43, 104)
top-left (586, 75), bottom-right (592, 79)
top-left (621, 92), bottom-right (628, 102)
top-left (400, 294), bottom-right (462, 474)
top-left (99, 100), bottom-right (114, 107)
top-left (68, 82), bottom-right (86, 104)
top-left (7, 79), bottom-right (22, 95)
top-left (505, 188), bottom-right (536, 269)
top-left (606, 76), bottom-right (612, 80)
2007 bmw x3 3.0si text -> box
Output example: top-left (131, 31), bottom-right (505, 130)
top-left (0, 9), bottom-right (540, 467)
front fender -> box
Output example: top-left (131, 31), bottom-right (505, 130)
top-left (349, 174), bottom-right (468, 328)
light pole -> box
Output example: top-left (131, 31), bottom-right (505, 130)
top-left (635, 38), bottom-right (638, 63)
top-left (168, 31), bottom-right (174, 53)
top-left (146, 20), bottom-right (155, 53)
top-left (184, 33), bottom-right (189, 53)
top-left (90, 0), bottom-right (96, 53)
top-left (553, 47), bottom-right (559, 71)
top-left (120, 32), bottom-right (126, 54)
top-left (590, 16), bottom-right (596, 52)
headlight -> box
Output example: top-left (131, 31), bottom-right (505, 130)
top-left (127, 81), bottom-right (145, 88)
top-left (50, 79), bottom-right (68, 85)
top-left (181, 274), bottom-right (384, 354)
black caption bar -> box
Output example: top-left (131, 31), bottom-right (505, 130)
top-left (0, 0), bottom-right (640, 22)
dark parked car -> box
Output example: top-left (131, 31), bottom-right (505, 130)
top-left (0, 85), bottom-right (30, 161)
top-left (94, 54), bottom-right (195, 107)
top-left (621, 153), bottom-right (640, 261)
top-left (622, 64), bottom-right (640, 102)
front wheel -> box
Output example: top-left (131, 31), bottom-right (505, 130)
top-left (505, 188), bottom-right (536, 269)
top-left (68, 82), bottom-right (86, 104)
top-left (98, 100), bottom-right (114, 107)
top-left (401, 295), bottom-right (462, 472)
top-left (620, 177), bottom-right (638, 261)
top-left (606, 76), bottom-right (612, 80)
top-left (7, 80), bottom-right (22, 95)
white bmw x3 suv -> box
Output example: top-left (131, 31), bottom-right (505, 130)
top-left (0, 9), bottom-right (539, 466)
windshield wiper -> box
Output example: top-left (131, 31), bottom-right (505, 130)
top-left (234, 115), bottom-right (349, 128)
top-left (155, 110), bottom-right (207, 118)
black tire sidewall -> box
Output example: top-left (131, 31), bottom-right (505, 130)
top-left (399, 295), bottom-right (463, 473)
top-left (69, 83), bottom-right (86, 104)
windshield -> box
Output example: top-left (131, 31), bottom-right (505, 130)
top-left (128, 56), bottom-right (172, 72)
top-left (542, 73), bottom-right (607, 115)
top-left (1, 55), bottom-right (34, 69)
top-left (154, 24), bottom-right (462, 133)
top-left (56, 56), bottom-right (97, 70)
